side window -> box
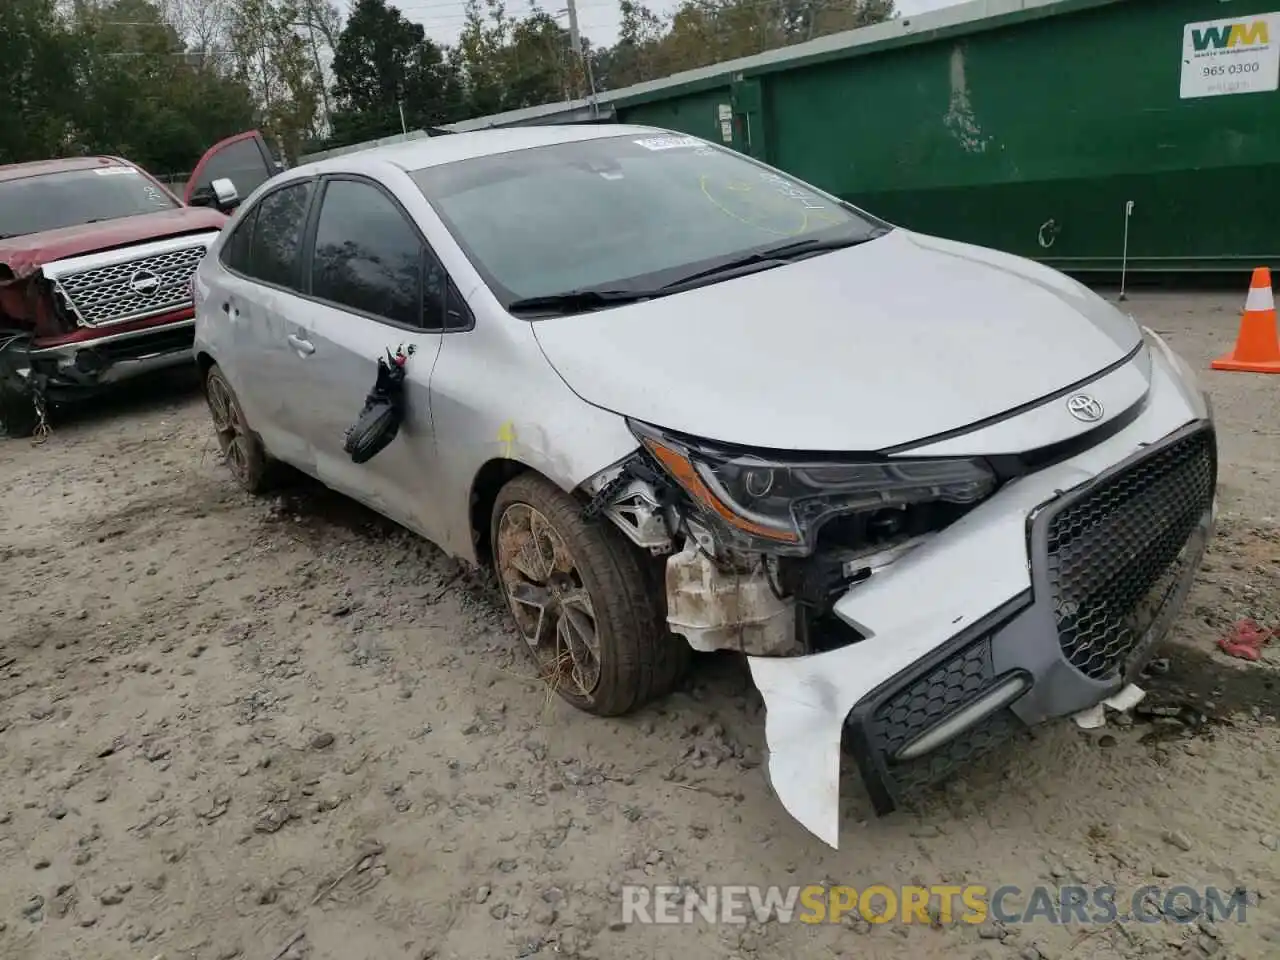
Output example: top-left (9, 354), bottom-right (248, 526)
top-left (220, 206), bottom-right (258, 274)
top-left (445, 282), bottom-right (472, 331)
top-left (423, 249), bottom-right (447, 330)
top-left (247, 182), bottom-right (312, 290)
top-left (310, 179), bottom-right (427, 327)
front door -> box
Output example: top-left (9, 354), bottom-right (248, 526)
top-left (289, 175), bottom-right (447, 539)
top-left (185, 130), bottom-right (279, 210)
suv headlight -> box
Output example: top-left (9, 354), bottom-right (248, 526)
top-left (629, 420), bottom-right (997, 555)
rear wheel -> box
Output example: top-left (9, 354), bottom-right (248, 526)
top-left (491, 473), bottom-right (688, 716)
top-left (204, 364), bottom-right (276, 494)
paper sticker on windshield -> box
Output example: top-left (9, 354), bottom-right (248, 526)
top-left (633, 135), bottom-right (701, 151)
top-left (94, 167), bottom-right (139, 176)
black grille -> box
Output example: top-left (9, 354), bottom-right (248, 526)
top-left (1045, 428), bottom-right (1215, 682)
top-left (97, 325), bottom-right (194, 363)
top-left (873, 637), bottom-right (995, 758)
top-left (868, 636), bottom-right (1021, 790)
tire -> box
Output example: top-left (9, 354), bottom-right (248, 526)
top-left (0, 333), bottom-right (38, 440)
top-left (491, 472), bottom-right (689, 717)
top-left (204, 363), bottom-right (277, 494)
top-left (0, 380), bottom-right (38, 439)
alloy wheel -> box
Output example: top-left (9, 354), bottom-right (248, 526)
top-left (496, 502), bottom-right (602, 701)
top-left (205, 373), bottom-right (253, 486)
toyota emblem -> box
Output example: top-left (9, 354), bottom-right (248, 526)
top-left (1066, 394), bottom-right (1104, 423)
top-left (129, 269), bottom-right (162, 296)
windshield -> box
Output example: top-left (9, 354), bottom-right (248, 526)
top-left (409, 134), bottom-right (889, 310)
top-left (0, 166), bottom-right (178, 239)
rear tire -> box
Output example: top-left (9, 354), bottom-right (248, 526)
top-left (491, 472), bottom-right (689, 717)
top-left (204, 363), bottom-right (278, 494)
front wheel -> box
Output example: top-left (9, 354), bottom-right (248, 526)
top-left (491, 473), bottom-right (689, 716)
top-left (0, 381), bottom-right (39, 439)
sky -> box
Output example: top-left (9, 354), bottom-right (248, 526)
top-left (345, 0), bottom-right (966, 53)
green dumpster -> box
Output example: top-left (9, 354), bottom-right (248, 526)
top-left (611, 0), bottom-right (1280, 273)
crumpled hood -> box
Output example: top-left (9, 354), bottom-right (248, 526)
top-left (532, 229), bottom-right (1143, 452)
top-left (0, 206), bottom-right (227, 281)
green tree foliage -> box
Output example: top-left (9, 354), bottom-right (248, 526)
top-left (453, 0), bottom-right (588, 117)
top-left (0, 0), bottom-right (255, 172)
top-left (226, 0), bottom-right (321, 162)
top-left (600, 0), bottom-right (895, 89)
top-left (3, 0), bottom-right (897, 168)
top-left (73, 0), bottom-right (257, 173)
top-left (328, 0), bottom-right (464, 146)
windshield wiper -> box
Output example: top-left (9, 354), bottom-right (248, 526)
top-left (507, 288), bottom-right (661, 316)
top-left (660, 231), bottom-right (889, 291)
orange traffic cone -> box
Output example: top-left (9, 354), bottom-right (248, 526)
top-left (1211, 267), bottom-right (1280, 374)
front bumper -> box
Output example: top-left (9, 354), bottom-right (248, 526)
top-left (28, 318), bottom-right (195, 393)
top-left (747, 333), bottom-right (1217, 848)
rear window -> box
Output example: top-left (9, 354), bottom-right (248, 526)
top-left (409, 134), bottom-right (884, 307)
top-left (0, 167), bottom-right (178, 239)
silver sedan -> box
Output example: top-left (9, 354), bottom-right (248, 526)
top-left (193, 124), bottom-right (1217, 848)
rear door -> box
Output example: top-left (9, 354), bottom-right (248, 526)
top-left (213, 177), bottom-right (318, 469)
top-left (185, 130), bottom-right (279, 208)
top-left (289, 174), bottom-right (447, 538)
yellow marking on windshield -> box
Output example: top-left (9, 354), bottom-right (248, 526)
top-left (698, 174), bottom-right (807, 237)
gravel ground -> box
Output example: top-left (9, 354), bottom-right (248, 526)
top-left (2, 290), bottom-right (1279, 960)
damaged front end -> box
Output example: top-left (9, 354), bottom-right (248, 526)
top-left (580, 403), bottom-right (1216, 849)
top-left (1, 234), bottom-right (219, 435)
top-left (583, 419), bottom-right (997, 661)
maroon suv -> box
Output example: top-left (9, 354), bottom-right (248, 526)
top-left (0, 131), bottom-right (278, 437)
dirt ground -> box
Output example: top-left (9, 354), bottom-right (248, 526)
top-left (2, 290), bottom-right (1279, 960)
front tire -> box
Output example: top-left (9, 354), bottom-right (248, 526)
top-left (204, 364), bottom-right (276, 494)
top-left (491, 472), bottom-right (689, 716)
top-left (0, 380), bottom-right (38, 439)
top-left (0, 335), bottom-right (38, 439)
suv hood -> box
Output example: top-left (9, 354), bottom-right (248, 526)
top-left (531, 229), bottom-right (1143, 452)
top-left (0, 206), bottom-right (227, 280)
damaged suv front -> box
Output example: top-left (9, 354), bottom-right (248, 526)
top-left (1, 133), bottom-right (277, 438)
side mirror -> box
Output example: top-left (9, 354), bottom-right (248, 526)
top-left (189, 178), bottom-right (240, 214)
top-left (210, 178), bottom-right (240, 212)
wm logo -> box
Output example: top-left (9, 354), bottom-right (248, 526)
top-left (1192, 20), bottom-right (1270, 52)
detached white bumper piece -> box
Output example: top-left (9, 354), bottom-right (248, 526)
top-left (748, 338), bottom-right (1215, 849)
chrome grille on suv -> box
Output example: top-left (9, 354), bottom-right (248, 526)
top-left (1044, 427), bottom-right (1216, 681)
top-left (52, 242), bottom-right (209, 328)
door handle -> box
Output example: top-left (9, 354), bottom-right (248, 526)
top-left (287, 333), bottom-right (315, 356)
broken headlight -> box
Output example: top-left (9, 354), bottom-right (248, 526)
top-left (630, 420), bottom-right (997, 556)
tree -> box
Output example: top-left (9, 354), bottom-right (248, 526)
top-left (67, 0), bottom-right (256, 172)
top-left (0, 0), bottom-right (79, 164)
top-left (598, 0), bottom-right (896, 89)
top-left (226, 0), bottom-right (320, 161)
top-left (454, 0), bottom-right (590, 116)
top-left (329, 0), bottom-right (463, 146)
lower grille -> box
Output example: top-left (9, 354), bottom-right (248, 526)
top-left (53, 243), bottom-right (208, 328)
top-left (1044, 427), bottom-right (1215, 681)
top-left (97, 325), bottom-right (195, 363)
top-left (868, 636), bottom-right (1021, 792)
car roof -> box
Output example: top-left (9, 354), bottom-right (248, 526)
top-left (0, 155), bottom-right (132, 184)
top-left (289, 124), bottom-right (672, 181)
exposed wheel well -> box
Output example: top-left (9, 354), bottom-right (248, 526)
top-left (469, 458), bottom-right (528, 568)
top-left (195, 351), bottom-right (216, 377)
